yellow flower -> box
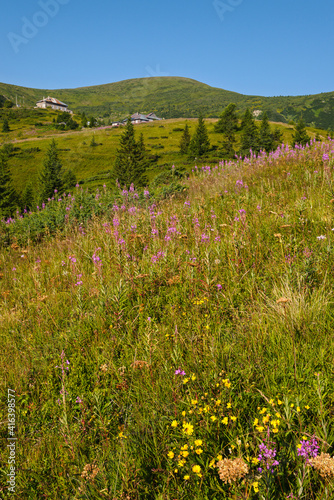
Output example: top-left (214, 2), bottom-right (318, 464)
top-left (181, 444), bottom-right (188, 451)
top-left (205, 325), bottom-right (210, 330)
top-left (253, 418), bottom-right (259, 426)
top-left (192, 465), bottom-right (201, 474)
top-left (277, 399), bottom-right (283, 405)
top-left (297, 444), bottom-right (302, 449)
top-left (183, 475), bottom-right (190, 480)
top-left (182, 422), bottom-right (194, 436)
top-left (252, 481), bottom-right (259, 493)
top-left (195, 439), bottom-right (203, 446)
top-left (262, 415), bottom-right (270, 424)
top-left (216, 383), bottom-right (220, 387)
top-left (174, 468), bottom-right (178, 473)
top-left (231, 416), bottom-right (237, 421)
top-left (181, 451), bottom-right (189, 458)
top-left (191, 399), bottom-right (198, 406)
top-left (252, 457), bottom-right (259, 465)
top-left (183, 378), bottom-right (189, 384)
top-left (209, 459), bottom-right (216, 468)
top-left (118, 431), bottom-right (127, 439)
top-left (259, 407), bottom-right (267, 414)
top-left (195, 448), bottom-right (203, 455)
top-left (256, 426), bottom-right (265, 432)
top-left (191, 375), bottom-right (196, 381)
top-left (297, 407), bottom-right (301, 413)
top-left (168, 451), bottom-right (174, 459)
top-left (275, 413), bottom-right (281, 418)
top-left (171, 420), bottom-right (178, 428)
top-left (215, 399), bottom-right (221, 406)
top-left (221, 417), bottom-right (228, 425)
top-left (290, 404), bottom-right (294, 408)
top-left (178, 460), bottom-right (186, 467)
top-left (182, 411), bottom-right (186, 417)
top-left (216, 454), bottom-right (223, 461)
top-left (204, 406), bottom-right (210, 413)
top-left (210, 416), bottom-right (217, 422)
top-left (269, 399), bottom-right (275, 406)
top-left (302, 436), bottom-right (308, 441)
top-left (305, 405), bottom-right (310, 410)
top-left (272, 428), bottom-right (279, 434)
top-left (227, 403), bottom-right (232, 409)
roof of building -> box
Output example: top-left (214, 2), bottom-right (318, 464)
top-left (36, 96), bottom-right (68, 107)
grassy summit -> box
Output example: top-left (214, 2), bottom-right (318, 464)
top-left (1, 140), bottom-right (334, 498)
top-left (1, 76), bottom-right (334, 128)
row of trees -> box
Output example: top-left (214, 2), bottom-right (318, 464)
top-left (178, 104), bottom-right (310, 160)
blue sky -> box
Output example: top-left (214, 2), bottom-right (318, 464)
top-left (1, 0), bottom-right (333, 96)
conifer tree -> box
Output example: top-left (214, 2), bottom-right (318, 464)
top-left (22, 183), bottom-right (35, 211)
top-left (291, 119), bottom-right (310, 147)
top-left (62, 169), bottom-right (77, 192)
top-left (39, 139), bottom-right (64, 201)
top-left (189, 115), bottom-right (210, 158)
top-left (239, 109), bottom-right (260, 157)
top-left (259, 112), bottom-right (274, 152)
top-left (113, 118), bottom-right (148, 188)
top-left (0, 150), bottom-right (18, 217)
top-left (214, 103), bottom-right (238, 158)
top-left (2, 118), bottom-right (10, 133)
top-left (179, 123), bottom-right (191, 154)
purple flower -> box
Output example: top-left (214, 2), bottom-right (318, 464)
top-left (175, 369), bottom-right (186, 376)
top-left (217, 284), bottom-right (222, 290)
top-left (76, 397), bottom-right (83, 404)
top-left (297, 438), bottom-right (319, 462)
top-left (258, 443), bottom-right (279, 474)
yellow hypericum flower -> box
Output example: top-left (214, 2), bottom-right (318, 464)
top-left (183, 378), bottom-right (189, 384)
top-left (297, 444), bottom-right (302, 450)
top-left (204, 406), bottom-right (210, 413)
top-left (191, 375), bottom-right (196, 381)
top-left (277, 399), bottom-right (283, 405)
top-left (205, 325), bottom-right (210, 330)
top-left (305, 405), bottom-right (310, 410)
top-left (272, 428), bottom-right (279, 434)
top-left (181, 451), bottom-right (189, 458)
top-left (259, 407), bottom-right (267, 414)
top-left (195, 439), bottom-right (203, 446)
top-left (178, 460), bottom-right (186, 467)
top-left (198, 408), bottom-right (203, 414)
top-left (195, 448), bottom-right (203, 455)
top-left (183, 475), bottom-right (190, 480)
top-left (204, 392), bottom-right (208, 396)
top-left (256, 426), bottom-right (265, 432)
top-left (222, 417), bottom-right (228, 425)
top-left (252, 457), bottom-right (260, 465)
top-left (174, 468), bottom-right (178, 473)
top-left (182, 422), bottom-right (194, 436)
top-left (262, 415), bottom-right (270, 424)
top-left (192, 465), bottom-right (201, 474)
top-left (191, 399), bottom-right (198, 406)
top-left (171, 420), bottom-right (178, 428)
top-left (252, 482), bottom-right (259, 493)
top-left (216, 383), bottom-right (219, 387)
top-left (275, 413), bottom-right (281, 418)
top-left (217, 454), bottom-right (223, 461)
top-left (181, 444), bottom-right (188, 451)
top-left (231, 445), bottom-right (235, 450)
top-left (227, 403), bottom-right (232, 409)
top-left (290, 404), bottom-right (294, 408)
top-left (118, 431), bottom-right (127, 439)
top-left (302, 436), bottom-right (308, 441)
top-left (269, 399), bottom-right (275, 405)
top-left (215, 399), bottom-right (221, 406)
top-left (253, 418), bottom-right (259, 426)
top-left (182, 411), bottom-right (186, 417)
top-left (210, 416), bottom-right (217, 422)
top-left (231, 416), bottom-right (237, 421)
top-left (297, 407), bottom-right (301, 413)
top-left (209, 459), bottom-right (215, 468)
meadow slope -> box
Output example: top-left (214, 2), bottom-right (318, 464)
top-left (1, 141), bottom-right (334, 499)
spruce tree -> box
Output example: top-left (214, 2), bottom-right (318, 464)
top-left (179, 123), bottom-right (191, 154)
top-left (39, 139), bottom-right (64, 201)
top-left (291, 119), bottom-right (310, 147)
top-left (259, 112), bottom-right (274, 152)
top-left (239, 109), bottom-right (260, 157)
top-left (2, 119), bottom-right (10, 133)
top-left (113, 118), bottom-right (148, 188)
top-left (0, 150), bottom-right (18, 217)
top-left (214, 103), bottom-right (238, 158)
top-left (189, 115), bottom-right (210, 158)
top-left (22, 183), bottom-right (35, 211)
top-left (62, 169), bottom-right (77, 192)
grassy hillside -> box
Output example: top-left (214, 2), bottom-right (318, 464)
top-left (1, 140), bottom-right (334, 499)
top-left (1, 77), bottom-right (334, 129)
top-left (0, 108), bottom-right (329, 195)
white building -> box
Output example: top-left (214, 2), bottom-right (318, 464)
top-left (36, 96), bottom-right (72, 113)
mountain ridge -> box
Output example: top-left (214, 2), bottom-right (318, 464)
top-left (1, 77), bottom-right (333, 129)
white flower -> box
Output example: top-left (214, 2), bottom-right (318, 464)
top-left (317, 235), bottom-right (326, 240)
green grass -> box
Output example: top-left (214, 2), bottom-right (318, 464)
top-left (0, 110), bottom-right (330, 195)
top-left (1, 76), bottom-right (334, 128)
top-left (0, 140), bottom-right (334, 499)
